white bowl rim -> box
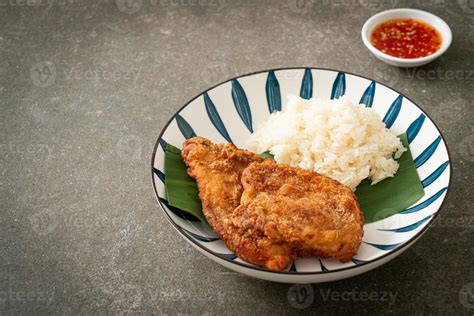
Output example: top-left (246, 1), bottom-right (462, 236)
top-left (150, 66), bottom-right (453, 276)
top-left (361, 8), bottom-right (453, 65)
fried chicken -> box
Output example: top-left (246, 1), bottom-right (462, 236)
top-left (236, 160), bottom-right (364, 262)
top-left (181, 137), bottom-right (259, 236)
top-left (181, 137), bottom-right (364, 270)
top-left (181, 137), bottom-right (294, 270)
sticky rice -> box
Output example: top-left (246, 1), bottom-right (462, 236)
top-left (247, 96), bottom-right (406, 190)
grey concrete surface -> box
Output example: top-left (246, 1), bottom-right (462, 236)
top-left (1, 0), bottom-right (473, 314)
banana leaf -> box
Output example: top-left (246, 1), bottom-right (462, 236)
top-left (260, 151), bottom-right (275, 159)
top-left (355, 133), bottom-right (424, 223)
top-left (163, 143), bottom-right (203, 220)
top-left (163, 133), bottom-right (424, 224)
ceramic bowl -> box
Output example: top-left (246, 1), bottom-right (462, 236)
top-left (151, 67), bottom-right (451, 283)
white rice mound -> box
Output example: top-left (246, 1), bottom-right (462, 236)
top-left (248, 96), bottom-right (406, 190)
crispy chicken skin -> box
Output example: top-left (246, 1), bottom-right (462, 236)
top-left (181, 137), bottom-right (259, 236)
top-left (236, 160), bottom-right (364, 262)
top-left (181, 137), bottom-right (294, 270)
top-left (182, 137), bottom-right (364, 270)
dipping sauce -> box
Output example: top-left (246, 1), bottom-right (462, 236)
top-left (370, 18), bottom-right (442, 59)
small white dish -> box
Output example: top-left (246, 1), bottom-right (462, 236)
top-left (361, 8), bottom-right (452, 68)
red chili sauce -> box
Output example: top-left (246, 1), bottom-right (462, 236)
top-left (370, 18), bottom-right (442, 59)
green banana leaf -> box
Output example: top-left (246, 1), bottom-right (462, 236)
top-left (355, 133), bottom-right (424, 223)
top-left (260, 151), bottom-right (275, 159)
top-left (164, 143), bottom-right (203, 220)
top-left (163, 133), bottom-right (424, 224)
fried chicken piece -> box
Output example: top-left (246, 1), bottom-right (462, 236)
top-left (182, 137), bottom-right (363, 270)
top-left (235, 160), bottom-right (364, 262)
top-left (181, 137), bottom-right (294, 270)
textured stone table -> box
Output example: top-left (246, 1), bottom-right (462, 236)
top-left (1, 0), bottom-right (473, 314)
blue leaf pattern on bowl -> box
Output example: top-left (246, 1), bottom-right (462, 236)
top-left (176, 114), bottom-right (197, 139)
top-left (300, 69), bottom-right (313, 100)
top-left (159, 138), bottom-right (168, 151)
top-left (289, 262), bottom-right (297, 272)
top-left (319, 259), bottom-right (329, 271)
top-left (160, 197), bottom-right (201, 222)
top-left (153, 168), bottom-right (165, 183)
top-left (378, 215), bottom-right (432, 232)
top-left (180, 227), bottom-right (220, 242)
top-left (382, 95), bottom-right (402, 128)
top-left (407, 114), bottom-right (425, 144)
top-left (414, 136), bottom-right (441, 168)
top-left (400, 187), bottom-right (447, 214)
top-left (365, 242), bottom-right (401, 251)
top-left (331, 72), bottom-right (346, 100)
top-left (231, 79), bottom-right (253, 133)
top-left (359, 81), bottom-right (376, 107)
top-left (351, 258), bottom-right (366, 265)
top-left (421, 161), bottom-right (449, 188)
top-left (219, 253), bottom-right (238, 260)
top-left (204, 92), bottom-right (233, 143)
top-left (266, 71), bottom-right (281, 113)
